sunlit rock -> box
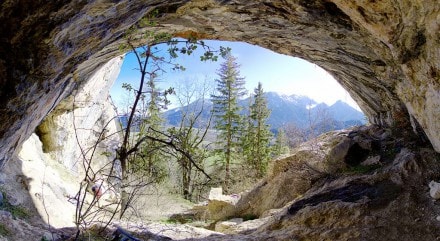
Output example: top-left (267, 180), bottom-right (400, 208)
top-left (36, 56), bottom-right (123, 173)
top-left (361, 155), bottom-right (381, 166)
top-left (18, 134), bottom-right (78, 228)
top-left (215, 218), bottom-right (243, 234)
top-left (195, 130), bottom-right (440, 241)
top-left (205, 187), bottom-right (240, 221)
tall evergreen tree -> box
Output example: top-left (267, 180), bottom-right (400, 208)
top-left (241, 96), bottom-right (255, 169)
top-left (134, 74), bottom-right (169, 179)
top-left (211, 54), bottom-right (247, 191)
top-left (274, 128), bottom-right (290, 156)
top-left (248, 82), bottom-right (272, 176)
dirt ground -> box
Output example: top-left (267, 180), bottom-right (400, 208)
top-left (126, 185), bottom-right (195, 222)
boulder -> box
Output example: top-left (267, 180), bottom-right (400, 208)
top-left (205, 187), bottom-right (240, 221)
top-left (215, 218), bottom-right (243, 234)
top-left (215, 217), bottom-right (274, 235)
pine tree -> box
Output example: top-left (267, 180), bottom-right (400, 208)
top-left (241, 96), bottom-right (255, 168)
top-left (274, 128), bottom-right (290, 156)
top-left (135, 74), bottom-right (168, 180)
top-left (211, 54), bottom-right (247, 191)
top-left (248, 82), bottom-right (272, 176)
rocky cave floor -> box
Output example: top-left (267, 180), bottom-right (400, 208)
top-left (2, 124), bottom-right (440, 241)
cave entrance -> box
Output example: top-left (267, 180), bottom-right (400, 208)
top-left (102, 38), bottom-right (367, 219)
top-left (110, 40), bottom-right (365, 130)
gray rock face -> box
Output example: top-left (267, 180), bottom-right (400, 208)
top-left (35, 56), bottom-right (123, 173)
top-left (0, 1), bottom-right (439, 165)
top-left (429, 181), bottom-right (440, 199)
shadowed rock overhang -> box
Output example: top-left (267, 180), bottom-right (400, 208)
top-left (0, 0), bottom-right (439, 166)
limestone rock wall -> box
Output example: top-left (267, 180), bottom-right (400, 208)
top-left (0, 0), bottom-right (439, 169)
top-left (17, 134), bottom-right (78, 228)
top-left (35, 56), bottom-right (123, 173)
top-left (0, 55), bottom-right (124, 233)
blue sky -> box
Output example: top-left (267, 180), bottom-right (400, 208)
top-left (110, 40), bottom-right (360, 111)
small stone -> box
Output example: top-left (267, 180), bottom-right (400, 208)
top-left (436, 216), bottom-right (440, 222)
top-left (361, 155), bottom-right (381, 166)
top-left (7, 194), bottom-right (20, 206)
top-left (429, 181), bottom-right (440, 199)
top-left (208, 188), bottom-right (223, 200)
top-left (0, 210), bottom-right (13, 219)
top-left (380, 130), bottom-right (391, 140)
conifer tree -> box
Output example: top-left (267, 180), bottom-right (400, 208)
top-left (248, 82), bottom-right (272, 176)
top-left (241, 96), bottom-right (255, 169)
top-left (211, 53), bottom-right (247, 191)
top-left (135, 74), bottom-right (169, 179)
top-left (274, 128), bottom-right (290, 156)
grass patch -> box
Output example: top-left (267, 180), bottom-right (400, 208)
top-left (167, 213), bottom-right (195, 224)
top-left (76, 233), bottom-right (107, 241)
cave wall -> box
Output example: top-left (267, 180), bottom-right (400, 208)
top-left (35, 56), bottom-right (123, 173)
top-left (0, 0), bottom-right (439, 168)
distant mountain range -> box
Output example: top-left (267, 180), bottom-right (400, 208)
top-left (164, 92), bottom-right (366, 131)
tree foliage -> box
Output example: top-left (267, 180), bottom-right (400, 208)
top-left (274, 128), bottom-right (290, 156)
top-left (116, 20), bottom-right (228, 217)
top-left (132, 74), bottom-right (170, 180)
top-left (168, 78), bottom-right (214, 201)
top-left (246, 82), bottom-right (272, 176)
top-left (211, 54), bottom-right (247, 192)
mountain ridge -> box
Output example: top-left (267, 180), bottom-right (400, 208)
top-left (164, 92), bottom-right (366, 130)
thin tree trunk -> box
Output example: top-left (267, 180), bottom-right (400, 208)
top-left (225, 132), bottom-right (231, 193)
top-left (119, 152), bottom-right (129, 219)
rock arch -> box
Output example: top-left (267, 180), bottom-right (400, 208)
top-left (0, 0), bottom-right (439, 167)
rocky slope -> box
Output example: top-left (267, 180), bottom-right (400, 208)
top-left (184, 125), bottom-right (440, 241)
top-left (1, 123), bottom-right (439, 240)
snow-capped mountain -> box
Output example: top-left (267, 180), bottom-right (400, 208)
top-left (164, 92), bottom-right (366, 131)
